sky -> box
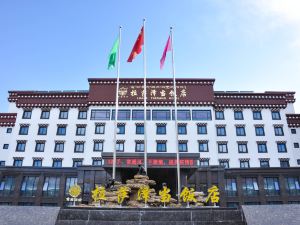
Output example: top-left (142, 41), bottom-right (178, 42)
top-left (0, 0), bottom-right (299, 112)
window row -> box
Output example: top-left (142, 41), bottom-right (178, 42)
top-left (12, 158), bottom-right (103, 168)
top-left (225, 177), bottom-right (300, 197)
top-left (199, 158), bottom-right (290, 169)
top-left (17, 123), bottom-right (287, 137)
top-left (14, 140), bottom-right (289, 154)
top-left (0, 176), bottom-right (78, 197)
top-left (21, 109), bottom-right (283, 121)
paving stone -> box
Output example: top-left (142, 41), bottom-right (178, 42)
top-left (0, 206), bottom-right (60, 225)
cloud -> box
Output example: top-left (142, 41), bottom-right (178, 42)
top-left (245, 0), bottom-right (300, 47)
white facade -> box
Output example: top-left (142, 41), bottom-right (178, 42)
top-left (1, 100), bottom-right (299, 168)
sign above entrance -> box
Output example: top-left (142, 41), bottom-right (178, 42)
top-left (103, 158), bottom-right (198, 168)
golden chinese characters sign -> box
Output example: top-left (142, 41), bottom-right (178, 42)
top-left (118, 85), bottom-right (188, 101)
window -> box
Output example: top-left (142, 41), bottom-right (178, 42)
top-left (280, 160), bottom-right (290, 168)
top-left (215, 111), bottom-right (224, 120)
top-left (298, 159), bottom-right (300, 165)
top-left (78, 110), bottom-right (87, 119)
top-left (260, 160), bottom-right (270, 168)
top-left (38, 126), bottom-right (47, 135)
top-left (156, 124), bottom-right (166, 134)
top-left (242, 178), bottom-right (259, 196)
top-left (0, 161), bottom-right (5, 167)
top-left (111, 110), bottom-right (131, 120)
top-left (255, 127), bottom-right (265, 136)
top-left (218, 143), bottom-right (228, 153)
top-left (199, 159), bottom-right (209, 167)
top-left (197, 124), bottom-right (207, 134)
top-left (264, 177), bottom-right (280, 196)
top-left (199, 142), bottom-right (209, 152)
top-left (6, 128), bottom-right (12, 133)
top-left (117, 124), bottom-right (125, 134)
top-left (136, 124), bottom-right (144, 134)
top-left (22, 110), bottom-right (32, 119)
top-left (93, 141), bottom-right (103, 152)
top-left (65, 177), bottom-right (77, 195)
top-left (0, 176), bottom-right (15, 196)
top-left (156, 142), bottom-right (167, 152)
top-left (20, 176), bottom-right (39, 196)
top-left (92, 159), bottom-right (103, 166)
top-left (76, 126), bottom-right (86, 136)
top-left (178, 142), bottom-right (188, 152)
top-left (54, 142), bottom-right (64, 152)
top-left (74, 142), bottom-right (84, 153)
top-left (236, 127), bottom-right (246, 136)
top-left (57, 126), bottom-right (66, 135)
top-left (52, 159), bottom-right (62, 168)
top-left (192, 110), bottom-right (212, 120)
top-left (291, 129), bottom-right (296, 134)
top-left (172, 110), bottom-right (191, 120)
top-left (277, 143), bottom-right (287, 153)
top-left (73, 160), bottom-right (83, 167)
top-left (253, 111), bottom-right (262, 120)
top-left (13, 159), bottom-right (23, 166)
top-left (178, 124), bottom-right (187, 134)
top-left (227, 202), bottom-right (239, 208)
top-left (16, 142), bottom-right (26, 152)
top-left (238, 143), bottom-right (248, 153)
top-left (220, 161), bottom-right (229, 168)
top-left (95, 124), bottom-right (105, 134)
top-left (294, 143), bottom-right (300, 148)
top-left (3, 144), bottom-right (9, 149)
top-left (19, 125), bottom-right (29, 135)
top-left (258, 143), bottom-right (267, 153)
top-left (272, 111), bottom-right (281, 120)
top-left (274, 127), bottom-right (284, 136)
top-left (43, 177), bottom-right (60, 197)
top-left (234, 111), bottom-right (243, 120)
top-left (33, 159), bottom-right (42, 167)
top-left (59, 110), bottom-right (68, 119)
top-left (217, 127), bottom-right (226, 136)
top-left (35, 142), bottom-right (45, 152)
top-left (135, 142), bottom-right (144, 152)
top-left (225, 179), bottom-right (237, 196)
top-left (90, 110), bottom-right (110, 120)
top-left (286, 177), bottom-right (300, 195)
top-left (40, 110), bottom-right (50, 119)
top-left (240, 160), bottom-right (250, 168)
top-left (132, 110), bottom-right (151, 120)
top-left (152, 110), bottom-right (171, 120)
top-left (116, 142), bottom-right (125, 152)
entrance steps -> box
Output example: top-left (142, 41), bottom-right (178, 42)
top-left (55, 207), bottom-right (246, 225)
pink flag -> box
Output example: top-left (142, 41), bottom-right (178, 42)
top-left (160, 36), bottom-right (172, 69)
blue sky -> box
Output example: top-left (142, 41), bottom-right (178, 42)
top-left (0, 0), bottom-right (299, 112)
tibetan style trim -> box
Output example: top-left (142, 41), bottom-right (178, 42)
top-left (32, 157), bottom-right (44, 160)
top-left (35, 140), bottom-right (46, 144)
top-left (116, 140), bottom-right (125, 143)
top-left (254, 124), bottom-right (264, 127)
top-left (93, 139), bottom-right (104, 143)
top-left (135, 140), bottom-right (144, 144)
top-left (259, 158), bottom-right (270, 161)
top-left (92, 157), bottom-right (102, 160)
top-left (273, 124), bottom-right (284, 127)
top-left (199, 158), bottom-right (210, 161)
top-left (74, 141), bottom-right (85, 144)
top-left (235, 124), bottom-right (245, 127)
top-left (286, 114), bottom-right (300, 128)
top-left (237, 141), bottom-right (248, 144)
top-left (239, 158), bottom-right (250, 162)
top-left (216, 124), bottom-right (226, 128)
top-left (13, 157), bottom-right (24, 160)
top-left (198, 140), bottom-right (209, 143)
top-left (156, 140), bottom-right (167, 143)
top-left (178, 140), bottom-right (188, 144)
top-left (219, 159), bottom-right (230, 162)
top-left (276, 141), bottom-right (287, 144)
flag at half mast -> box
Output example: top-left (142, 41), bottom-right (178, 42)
top-left (160, 35), bottom-right (172, 69)
top-left (108, 37), bottom-right (120, 70)
top-left (127, 26), bottom-right (144, 62)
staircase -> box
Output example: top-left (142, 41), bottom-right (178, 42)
top-left (55, 207), bottom-right (246, 225)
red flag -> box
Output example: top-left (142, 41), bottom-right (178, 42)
top-left (160, 35), bottom-right (172, 69)
top-left (127, 26), bottom-right (144, 62)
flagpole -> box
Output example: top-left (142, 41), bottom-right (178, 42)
top-left (112, 26), bottom-right (122, 180)
top-left (142, 19), bottom-right (148, 174)
top-left (170, 27), bottom-right (181, 202)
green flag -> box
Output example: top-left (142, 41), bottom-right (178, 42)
top-left (108, 37), bottom-right (119, 70)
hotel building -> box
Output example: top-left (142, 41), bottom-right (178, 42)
top-left (0, 78), bottom-right (299, 207)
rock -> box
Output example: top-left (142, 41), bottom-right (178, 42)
top-left (134, 175), bottom-right (149, 180)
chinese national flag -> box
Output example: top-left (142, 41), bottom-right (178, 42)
top-left (127, 26), bottom-right (144, 62)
